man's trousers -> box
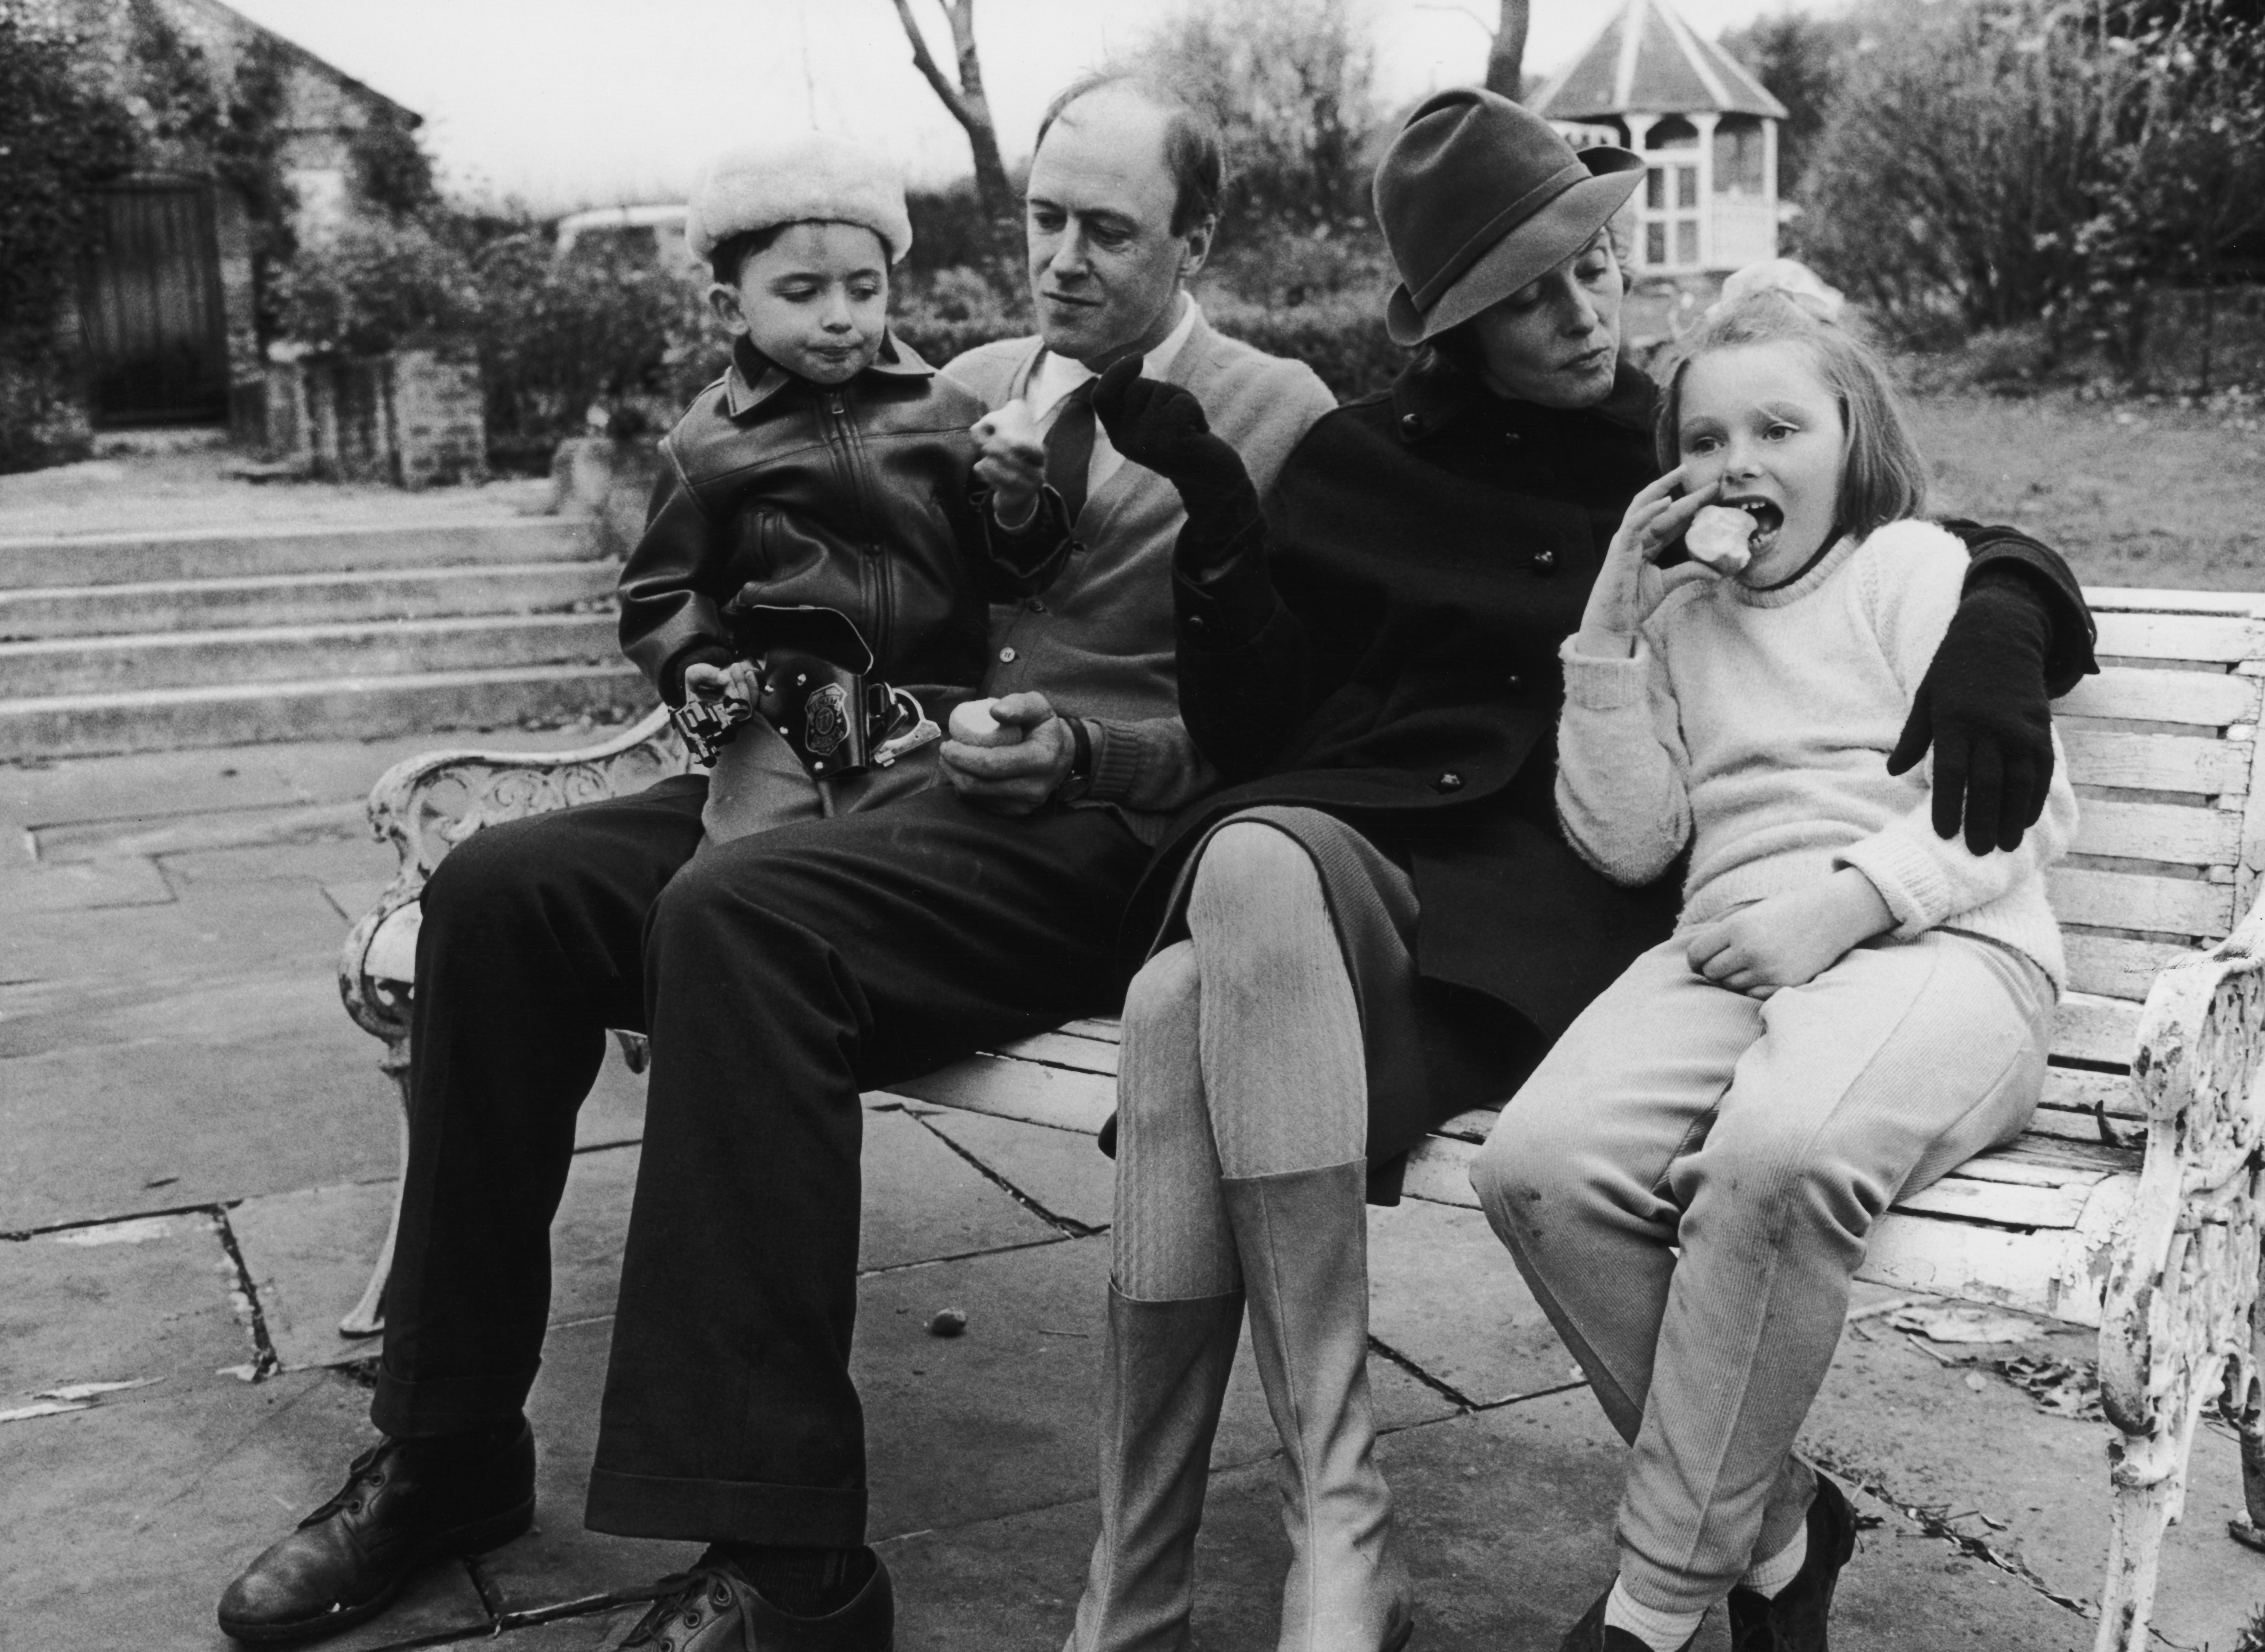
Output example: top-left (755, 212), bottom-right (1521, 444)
top-left (368, 774), bottom-right (1151, 1548)
top-left (1471, 930), bottom-right (2052, 1613)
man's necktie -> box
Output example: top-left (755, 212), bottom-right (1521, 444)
top-left (1044, 380), bottom-right (1099, 531)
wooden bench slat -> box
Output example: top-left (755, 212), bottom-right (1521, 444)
top-left (2059, 665), bottom-right (2261, 727)
top-left (1859, 1190), bottom-right (2131, 1326)
top-left (2066, 798), bottom-right (2243, 868)
top-left (1891, 1175), bottom-right (2096, 1228)
top-left (2064, 931), bottom-right (2200, 1000)
top-left (2047, 865), bottom-right (2235, 939)
top-left (2093, 610), bottom-right (2265, 663)
top-left (2059, 727), bottom-right (2252, 795)
top-left (2040, 1062), bottom-right (2141, 1119)
top-left (2051, 991), bottom-right (2144, 1066)
top-left (1947, 1153), bottom-right (2113, 1188)
top-left (1058, 1018), bottom-right (1124, 1044)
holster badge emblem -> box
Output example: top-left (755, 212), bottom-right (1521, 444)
top-left (804, 682), bottom-right (851, 759)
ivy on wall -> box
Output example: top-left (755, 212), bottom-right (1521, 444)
top-left (0, 0), bottom-right (138, 470)
top-left (0, 0), bottom-right (304, 468)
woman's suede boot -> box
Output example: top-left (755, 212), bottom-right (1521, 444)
top-left (1066, 1283), bottom-right (1245, 1652)
top-left (1222, 1160), bottom-right (1416, 1652)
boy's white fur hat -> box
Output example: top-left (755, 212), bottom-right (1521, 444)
top-left (685, 133), bottom-right (914, 268)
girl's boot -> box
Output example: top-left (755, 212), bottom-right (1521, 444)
top-left (1066, 1283), bottom-right (1245, 1652)
top-left (1222, 1160), bottom-right (1416, 1652)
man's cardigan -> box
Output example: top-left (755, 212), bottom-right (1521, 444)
top-left (944, 309), bottom-right (1334, 840)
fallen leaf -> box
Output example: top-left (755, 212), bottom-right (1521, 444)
top-left (33, 1377), bottom-right (161, 1402)
top-left (1889, 1305), bottom-right (2041, 1344)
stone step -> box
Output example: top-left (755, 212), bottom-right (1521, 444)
top-left (0, 517), bottom-right (596, 589)
top-left (0, 663), bottom-right (653, 759)
top-left (0, 561), bottom-right (616, 641)
top-left (0, 612), bottom-right (622, 697)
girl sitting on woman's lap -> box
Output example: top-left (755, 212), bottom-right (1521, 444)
top-left (1472, 271), bottom-right (2077, 1652)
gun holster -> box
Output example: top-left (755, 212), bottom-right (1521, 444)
top-left (672, 603), bottom-right (938, 778)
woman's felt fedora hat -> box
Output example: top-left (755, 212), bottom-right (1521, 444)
top-left (1375, 89), bottom-right (1645, 347)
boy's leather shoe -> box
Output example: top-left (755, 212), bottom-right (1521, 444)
top-left (611, 1549), bottom-right (894, 1651)
top-left (217, 1420), bottom-right (535, 1644)
top-left (1727, 1473), bottom-right (1859, 1651)
top-left (1556, 1588), bottom-right (1700, 1652)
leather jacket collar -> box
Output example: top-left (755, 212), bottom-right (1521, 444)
top-left (722, 330), bottom-right (936, 419)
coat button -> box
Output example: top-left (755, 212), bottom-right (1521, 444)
top-left (1505, 672), bottom-right (1523, 689)
top-left (1433, 771), bottom-right (1465, 793)
top-left (1187, 614), bottom-right (1208, 634)
top-left (1026, 598), bottom-right (1047, 613)
top-left (1531, 549), bottom-right (1557, 573)
top-left (998, 646), bottom-right (1017, 663)
top-left (1399, 412), bottom-right (1422, 436)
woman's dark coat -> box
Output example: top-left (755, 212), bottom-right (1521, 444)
top-left (1127, 351), bottom-right (2095, 1176)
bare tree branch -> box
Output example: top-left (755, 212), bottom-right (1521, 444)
top-left (889, 0), bottom-right (975, 129)
top-left (1487, 0), bottom-right (1529, 98)
top-left (884, 0), bottom-right (1018, 270)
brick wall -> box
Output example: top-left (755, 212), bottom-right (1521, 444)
top-left (264, 337), bottom-right (488, 489)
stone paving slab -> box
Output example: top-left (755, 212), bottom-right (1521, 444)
top-left (1368, 1195), bottom-right (1583, 1408)
top-left (1803, 1316), bottom-right (2258, 1650)
top-left (0, 1370), bottom-right (490, 1652)
top-left (915, 1105), bottom-right (1116, 1233)
top-left (1, 724), bottom-right (637, 846)
top-left (0, 1011), bottom-right (400, 1234)
top-left (862, 1102), bottom-right (1065, 1268)
top-left (0, 853), bottom-right (175, 914)
top-left (451, 1230), bottom-right (1458, 1629)
top-left (0, 1211), bottom-right (248, 1406)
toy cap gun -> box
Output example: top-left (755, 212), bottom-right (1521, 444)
top-left (672, 603), bottom-right (939, 776)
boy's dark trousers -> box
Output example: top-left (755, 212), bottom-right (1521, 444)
top-left (368, 776), bottom-right (1149, 1546)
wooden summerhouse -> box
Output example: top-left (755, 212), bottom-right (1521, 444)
top-left (1529, 0), bottom-right (1788, 277)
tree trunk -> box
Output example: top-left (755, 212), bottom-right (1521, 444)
top-left (1486, 0), bottom-right (1530, 100)
top-left (888, 0), bottom-right (1020, 272)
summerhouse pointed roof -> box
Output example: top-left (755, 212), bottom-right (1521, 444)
top-left (1529, 0), bottom-right (1788, 123)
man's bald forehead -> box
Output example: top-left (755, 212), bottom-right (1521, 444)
top-left (1032, 70), bottom-right (1224, 235)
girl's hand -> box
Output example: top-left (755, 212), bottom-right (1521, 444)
top-left (682, 660), bottom-right (759, 709)
top-left (1575, 467), bottom-right (1721, 658)
top-left (1684, 870), bottom-right (1894, 998)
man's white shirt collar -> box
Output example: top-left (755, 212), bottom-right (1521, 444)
top-left (1027, 295), bottom-right (1201, 421)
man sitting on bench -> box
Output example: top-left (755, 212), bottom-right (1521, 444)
top-left (214, 71), bottom-right (1332, 1652)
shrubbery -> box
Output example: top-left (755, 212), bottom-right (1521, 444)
top-left (0, 3), bottom-right (137, 472)
top-left (1791, 0), bottom-right (2265, 386)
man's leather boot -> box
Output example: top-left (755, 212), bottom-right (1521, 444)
top-left (1726, 1474), bottom-right (1858, 1651)
top-left (1222, 1161), bottom-right (1415, 1652)
top-left (217, 1419), bottom-right (535, 1644)
top-left (1065, 1283), bottom-right (1245, 1652)
top-left (611, 1549), bottom-right (894, 1652)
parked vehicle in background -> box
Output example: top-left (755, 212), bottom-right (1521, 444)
top-left (552, 204), bottom-right (697, 278)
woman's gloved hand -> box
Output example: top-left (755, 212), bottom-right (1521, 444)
top-left (1092, 358), bottom-right (1260, 578)
top-left (1886, 570), bottom-right (2055, 854)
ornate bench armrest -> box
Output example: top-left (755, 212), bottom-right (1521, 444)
top-left (2097, 887), bottom-right (2265, 1433)
top-left (368, 704), bottom-right (687, 887)
top-left (340, 705), bottom-right (689, 1043)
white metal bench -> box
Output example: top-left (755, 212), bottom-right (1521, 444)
top-left (338, 586), bottom-right (2265, 1652)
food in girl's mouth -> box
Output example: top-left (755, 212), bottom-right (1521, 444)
top-left (1686, 504), bottom-right (1758, 574)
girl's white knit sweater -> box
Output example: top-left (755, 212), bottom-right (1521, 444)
top-left (1555, 519), bottom-right (2076, 990)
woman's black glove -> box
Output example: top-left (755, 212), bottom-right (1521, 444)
top-left (1092, 357), bottom-right (1260, 577)
top-left (1886, 568), bottom-right (2055, 854)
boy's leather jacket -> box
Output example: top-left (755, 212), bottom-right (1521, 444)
top-left (619, 333), bottom-right (1046, 708)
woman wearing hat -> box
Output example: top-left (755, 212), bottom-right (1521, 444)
top-left (1061, 89), bottom-right (2095, 1652)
